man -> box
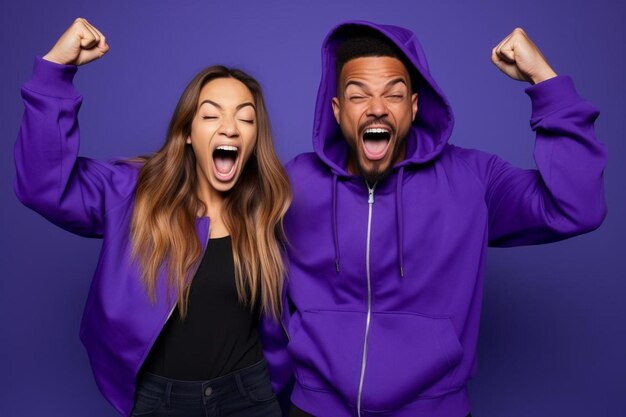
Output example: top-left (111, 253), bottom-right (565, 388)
top-left (261, 21), bottom-right (607, 417)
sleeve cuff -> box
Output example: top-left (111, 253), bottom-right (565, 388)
top-left (22, 56), bottom-right (81, 99)
top-left (525, 75), bottom-right (582, 120)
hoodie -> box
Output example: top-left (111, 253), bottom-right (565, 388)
top-left (14, 57), bottom-right (212, 416)
top-left (265, 21), bottom-right (607, 417)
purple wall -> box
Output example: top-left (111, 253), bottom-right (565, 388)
top-left (1, 1), bottom-right (624, 416)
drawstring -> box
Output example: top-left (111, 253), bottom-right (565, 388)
top-left (396, 167), bottom-right (405, 277)
top-left (332, 174), bottom-right (340, 273)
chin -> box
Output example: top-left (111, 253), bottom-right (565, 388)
top-left (359, 160), bottom-right (393, 185)
top-left (209, 176), bottom-right (238, 193)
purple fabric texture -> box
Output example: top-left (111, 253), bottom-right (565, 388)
top-left (4, 3), bottom-right (623, 416)
top-left (14, 57), bottom-right (212, 417)
top-left (264, 21), bottom-right (607, 417)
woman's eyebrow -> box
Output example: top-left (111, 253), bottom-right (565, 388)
top-left (236, 102), bottom-right (256, 111)
top-left (198, 100), bottom-right (255, 111)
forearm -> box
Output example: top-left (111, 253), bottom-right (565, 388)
top-left (14, 57), bottom-right (83, 214)
top-left (488, 76), bottom-right (607, 245)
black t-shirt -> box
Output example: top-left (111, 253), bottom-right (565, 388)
top-left (141, 235), bottom-right (263, 380)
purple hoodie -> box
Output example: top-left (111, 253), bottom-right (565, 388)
top-left (269, 21), bottom-right (607, 417)
top-left (14, 57), bottom-right (212, 416)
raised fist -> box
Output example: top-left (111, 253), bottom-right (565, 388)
top-left (43, 18), bottom-right (109, 66)
top-left (491, 28), bottom-right (557, 84)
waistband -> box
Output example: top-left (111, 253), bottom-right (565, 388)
top-left (292, 381), bottom-right (471, 417)
top-left (136, 359), bottom-right (269, 398)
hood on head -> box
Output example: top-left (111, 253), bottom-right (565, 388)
top-left (313, 20), bottom-right (454, 176)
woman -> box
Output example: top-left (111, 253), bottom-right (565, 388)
top-left (14, 18), bottom-right (290, 417)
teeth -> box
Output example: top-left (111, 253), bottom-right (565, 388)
top-left (364, 128), bottom-right (389, 134)
top-left (216, 145), bottom-right (238, 151)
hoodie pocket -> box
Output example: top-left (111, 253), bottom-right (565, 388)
top-left (288, 309), bottom-right (367, 404)
top-left (361, 311), bottom-right (464, 411)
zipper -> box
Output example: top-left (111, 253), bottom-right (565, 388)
top-left (357, 182), bottom-right (376, 417)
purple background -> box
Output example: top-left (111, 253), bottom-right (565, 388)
top-left (1, 1), bottom-right (624, 416)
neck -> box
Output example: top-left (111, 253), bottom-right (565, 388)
top-left (196, 177), bottom-right (230, 238)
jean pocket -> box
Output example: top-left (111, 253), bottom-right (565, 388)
top-left (131, 387), bottom-right (163, 416)
top-left (240, 364), bottom-right (278, 403)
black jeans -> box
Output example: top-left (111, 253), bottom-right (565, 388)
top-left (130, 360), bottom-right (281, 417)
top-left (290, 403), bottom-right (472, 417)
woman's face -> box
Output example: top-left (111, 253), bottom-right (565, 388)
top-left (187, 77), bottom-right (257, 196)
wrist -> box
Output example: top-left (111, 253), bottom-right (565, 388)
top-left (42, 52), bottom-right (63, 65)
top-left (530, 68), bottom-right (558, 85)
top-left (42, 50), bottom-right (75, 66)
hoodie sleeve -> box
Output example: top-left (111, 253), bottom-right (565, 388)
top-left (259, 314), bottom-right (293, 394)
top-left (258, 278), bottom-right (294, 394)
top-left (485, 76), bottom-right (607, 246)
top-left (13, 57), bottom-right (138, 238)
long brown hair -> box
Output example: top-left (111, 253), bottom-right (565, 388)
top-left (130, 66), bottom-right (291, 320)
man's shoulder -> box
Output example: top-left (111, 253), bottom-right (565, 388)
top-left (444, 143), bottom-right (487, 156)
top-left (443, 144), bottom-right (496, 166)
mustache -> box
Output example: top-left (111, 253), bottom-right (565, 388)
top-left (358, 119), bottom-right (394, 133)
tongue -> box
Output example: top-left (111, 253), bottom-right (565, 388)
top-left (363, 138), bottom-right (388, 156)
top-left (214, 155), bottom-right (236, 174)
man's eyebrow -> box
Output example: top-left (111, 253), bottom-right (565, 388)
top-left (386, 78), bottom-right (408, 89)
top-left (344, 78), bottom-right (408, 92)
top-left (344, 80), bottom-right (368, 91)
top-left (198, 100), bottom-right (256, 111)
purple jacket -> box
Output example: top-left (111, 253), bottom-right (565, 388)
top-left (14, 57), bottom-right (212, 416)
top-left (269, 21), bottom-right (607, 417)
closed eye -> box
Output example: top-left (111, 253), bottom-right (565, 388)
top-left (238, 119), bottom-right (254, 124)
top-left (202, 116), bottom-right (218, 120)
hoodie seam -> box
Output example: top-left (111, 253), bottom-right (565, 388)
top-left (22, 84), bottom-right (81, 101)
top-left (530, 99), bottom-right (585, 127)
top-left (448, 149), bottom-right (487, 193)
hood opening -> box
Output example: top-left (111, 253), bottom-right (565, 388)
top-left (313, 21), bottom-right (455, 177)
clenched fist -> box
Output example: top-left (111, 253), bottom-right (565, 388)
top-left (43, 18), bottom-right (109, 66)
top-left (491, 28), bottom-right (557, 84)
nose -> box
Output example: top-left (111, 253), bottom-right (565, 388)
top-left (366, 96), bottom-right (388, 118)
top-left (218, 116), bottom-right (239, 138)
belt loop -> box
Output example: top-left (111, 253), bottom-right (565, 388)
top-left (164, 381), bottom-right (172, 408)
top-left (235, 371), bottom-right (246, 397)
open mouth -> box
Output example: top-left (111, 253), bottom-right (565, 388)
top-left (212, 145), bottom-right (239, 182)
top-left (361, 127), bottom-right (391, 160)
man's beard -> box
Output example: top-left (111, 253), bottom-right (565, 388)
top-left (349, 144), bottom-right (400, 187)
top-left (357, 158), bottom-right (394, 187)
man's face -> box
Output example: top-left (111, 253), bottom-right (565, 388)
top-left (332, 56), bottom-right (418, 184)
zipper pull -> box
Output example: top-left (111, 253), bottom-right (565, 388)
top-left (367, 184), bottom-right (376, 204)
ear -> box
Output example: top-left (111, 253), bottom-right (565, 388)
top-left (331, 96), bottom-right (341, 125)
top-left (411, 92), bottom-right (418, 121)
